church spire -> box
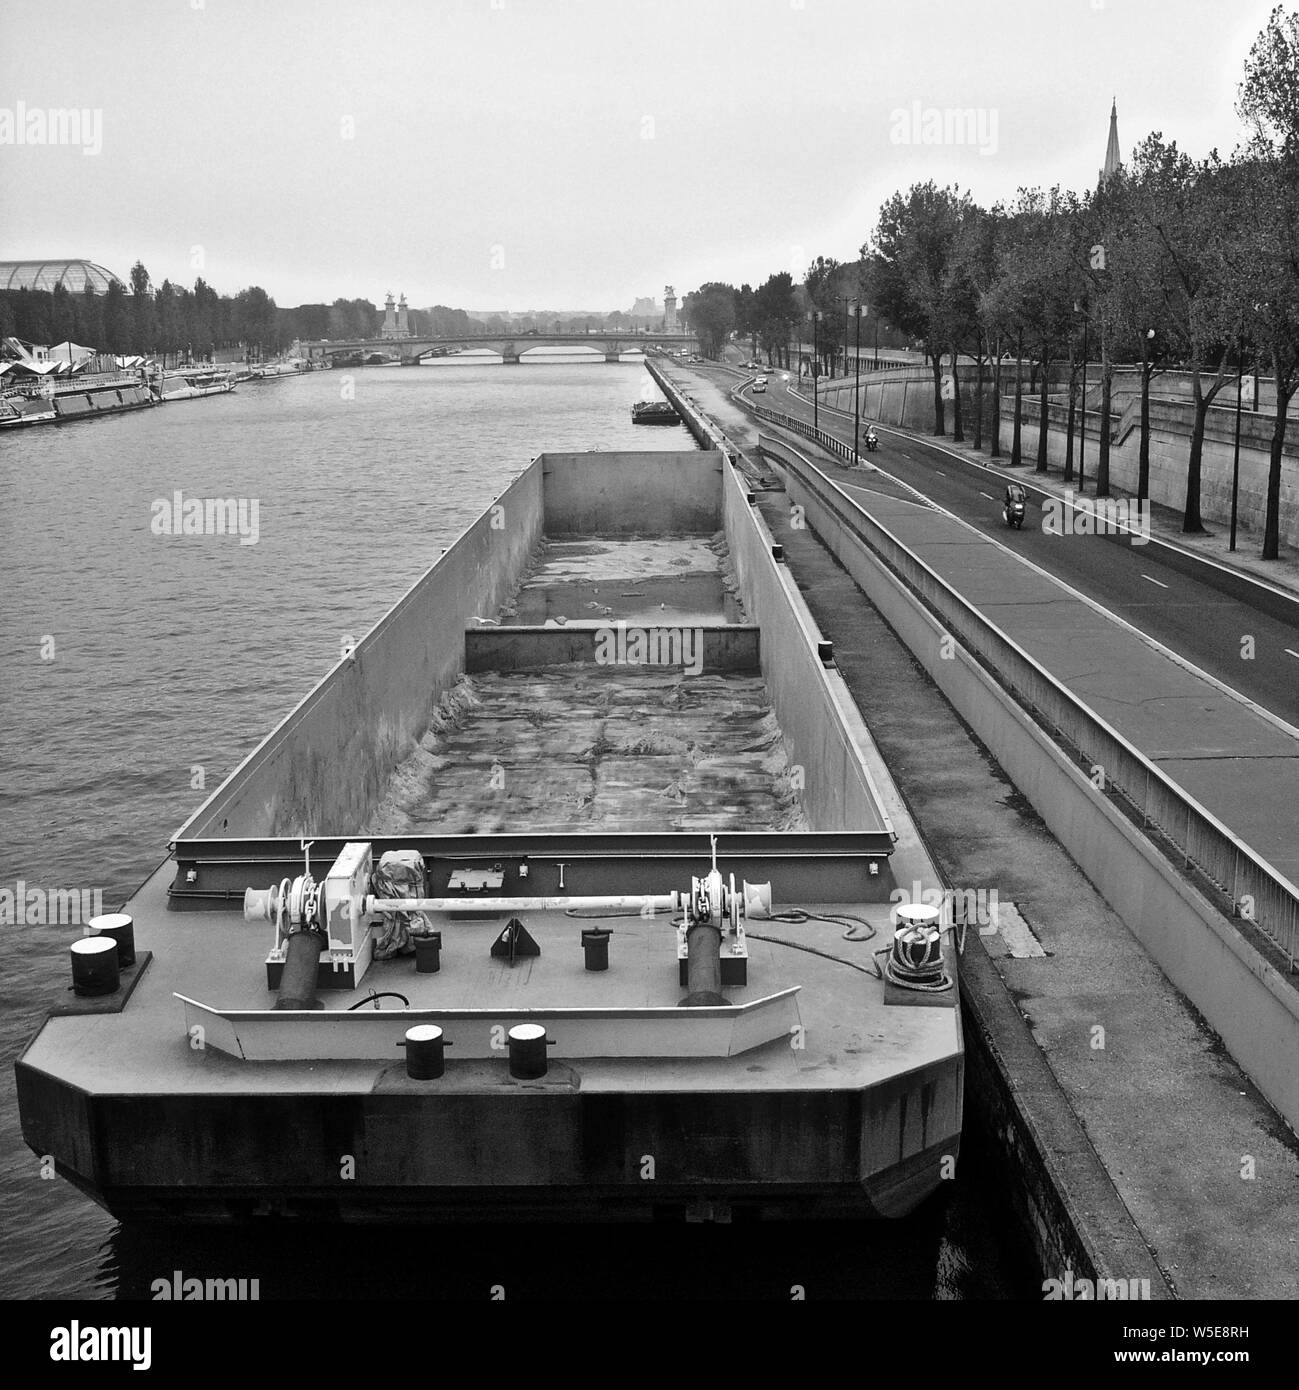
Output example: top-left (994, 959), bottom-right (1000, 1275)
top-left (1100, 99), bottom-right (1121, 187)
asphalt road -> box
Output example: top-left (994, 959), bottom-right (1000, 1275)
top-left (716, 362), bottom-right (1299, 731)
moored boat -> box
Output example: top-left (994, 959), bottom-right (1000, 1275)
top-left (16, 449), bottom-right (962, 1223)
top-left (631, 399), bottom-right (681, 425)
top-left (153, 366), bottom-right (238, 401)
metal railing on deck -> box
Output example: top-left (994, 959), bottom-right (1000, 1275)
top-left (758, 429), bottom-right (1299, 974)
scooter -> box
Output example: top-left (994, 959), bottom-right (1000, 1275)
top-left (1002, 498), bottom-right (1026, 528)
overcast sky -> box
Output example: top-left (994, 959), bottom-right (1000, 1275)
top-left (0, 0), bottom-right (1281, 311)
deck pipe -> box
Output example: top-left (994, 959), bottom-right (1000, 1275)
top-left (274, 928), bottom-right (327, 1011)
top-left (681, 921), bottom-right (726, 1007)
top-left (366, 892), bottom-right (679, 915)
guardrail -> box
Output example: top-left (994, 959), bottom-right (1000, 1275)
top-left (757, 429), bottom-right (1299, 973)
top-left (745, 398), bottom-right (865, 468)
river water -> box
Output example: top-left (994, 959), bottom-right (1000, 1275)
top-left (0, 357), bottom-right (1034, 1299)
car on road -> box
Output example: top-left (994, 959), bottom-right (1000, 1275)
top-left (753, 376), bottom-right (768, 393)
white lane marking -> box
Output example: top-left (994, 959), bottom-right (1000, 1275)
top-left (934, 470), bottom-right (945, 476)
top-left (1141, 574), bottom-right (1170, 589)
top-left (1285, 648), bottom-right (1299, 660)
top-left (979, 490), bottom-right (995, 501)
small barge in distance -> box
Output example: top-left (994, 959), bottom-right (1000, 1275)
top-left (17, 449), bottom-right (963, 1223)
top-left (631, 400), bottom-right (682, 425)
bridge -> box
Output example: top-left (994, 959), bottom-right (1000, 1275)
top-left (300, 330), bottom-right (700, 365)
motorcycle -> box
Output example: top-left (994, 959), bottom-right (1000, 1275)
top-left (862, 430), bottom-right (879, 453)
top-left (1002, 489), bottom-right (1027, 529)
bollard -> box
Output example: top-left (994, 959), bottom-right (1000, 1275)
top-left (507, 1023), bottom-right (552, 1079)
top-left (88, 912), bottom-right (136, 969)
top-left (580, 927), bottom-right (610, 972)
top-left (70, 936), bottom-right (120, 996)
top-left (414, 931), bottom-right (442, 974)
top-left (404, 1024), bottom-right (446, 1080)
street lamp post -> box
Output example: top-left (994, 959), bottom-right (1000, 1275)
top-left (852, 302), bottom-right (863, 465)
top-left (1138, 327), bottom-right (1155, 502)
top-left (1230, 331), bottom-right (1246, 551)
top-left (1078, 309), bottom-right (1089, 493)
top-left (812, 311), bottom-right (823, 433)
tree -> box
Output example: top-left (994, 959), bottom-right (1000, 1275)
top-left (952, 204), bottom-right (1001, 451)
top-left (753, 272), bottom-right (800, 368)
top-left (1237, 4), bottom-right (1299, 559)
top-left (865, 182), bottom-right (972, 436)
top-left (1125, 137), bottom-right (1239, 530)
top-left (128, 260), bottom-right (154, 355)
top-left (681, 282), bottom-right (736, 358)
top-left (103, 280), bottom-right (131, 352)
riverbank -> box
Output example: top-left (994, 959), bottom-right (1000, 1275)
top-left (654, 358), bottom-right (1299, 1299)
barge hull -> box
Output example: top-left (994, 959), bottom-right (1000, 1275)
top-left (17, 1059), bottom-right (960, 1223)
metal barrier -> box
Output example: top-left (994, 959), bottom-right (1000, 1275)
top-left (758, 430), bottom-right (1299, 973)
top-left (746, 399), bottom-right (863, 468)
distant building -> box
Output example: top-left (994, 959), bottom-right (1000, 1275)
top-left (0, 259), bottom-right (125, 294)
top-left (1099, 100), bottom-right (1121, 188)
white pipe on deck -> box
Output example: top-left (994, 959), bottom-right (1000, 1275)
top-left (364, 893), bottom-right (681, 916)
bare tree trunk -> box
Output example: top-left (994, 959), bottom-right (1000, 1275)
top-left (951, 346), bottom-right (963, 443)
top-left (1096, 314), bottom-right (1113, 497)
top-left (1036, 344), bottom-right (1050, 473)
top-left (1010, 329), bottom-right (1024, 466)
top-left (972, 337), bottom-right (985, 453)
top-left (1263, 352), bottom-right (1295, 561)
top-left (990, 334), bottom-right (1002, 458)
top-left (1064, 347), bottom-right (1077, 483)
top-left (931, 348), bottom-right (945, 436)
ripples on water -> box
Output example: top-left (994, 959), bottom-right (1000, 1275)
top-left (0, 360), bottom-right (1032, 1299)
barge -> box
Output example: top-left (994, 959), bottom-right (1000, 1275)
top-left (153, 366), bottom-right (237, 400)
top-left (17, 449), bottom-right (962, 1222)
top-left (0, 372), bottom-right (155, 428)
top-left (631, 400), bottom-right (682, 425)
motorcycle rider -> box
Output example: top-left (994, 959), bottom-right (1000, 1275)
top-left (1002, 482), bottom-right (1027, 528)
top-left (861, 425), bottom-right (879, 452)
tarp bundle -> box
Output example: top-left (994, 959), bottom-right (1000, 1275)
top-left (369, 849), bottom-right (433, 959)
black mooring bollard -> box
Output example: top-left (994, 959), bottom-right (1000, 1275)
top-left (404, 1024), bottom-right (446, 1079)
top-left (89, 912), bottom-right (136, 969)
top-left (507, 1023), bottom-right (552, 1079)
top-left (414, 931), bottom-right (442, 974)
top-left (581, 927), bottom-right (610, 971)
top-left (70, 936), bottom-right (120, 996)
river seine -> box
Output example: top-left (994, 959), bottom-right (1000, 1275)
top-left (0, 356), bottom-right (1034, 1299)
